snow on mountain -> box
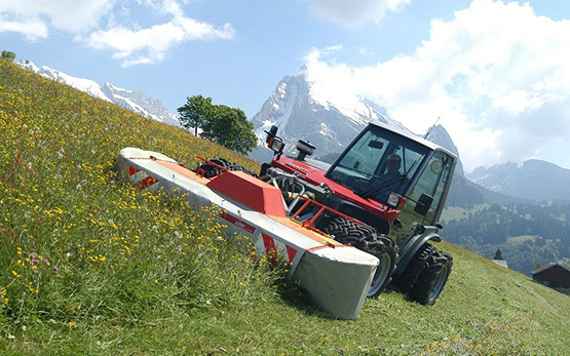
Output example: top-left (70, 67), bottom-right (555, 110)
top-left (101, 82), bottom-right (179, 126)
top-left (250, 69), bottom-right (411, 160)
top-left (16, 60), bottom-right (178, 126)
top-left (250, 68), bottom-right (498, 208)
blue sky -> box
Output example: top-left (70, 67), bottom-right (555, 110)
top-left (2, 0), bottom-right (570, 171)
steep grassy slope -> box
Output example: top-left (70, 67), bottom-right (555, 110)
top-left (1, 61), bottom-right (570, 355)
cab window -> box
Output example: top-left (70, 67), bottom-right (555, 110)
top-left (335, 129), bottom-right (388, 179)
top-left (408, 151), bottom-right (453, 223)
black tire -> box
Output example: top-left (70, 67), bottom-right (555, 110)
top-left (196, 158), bottom-right (229, 178)
top-left (396, 243), bottom-right (452, 305)
top-left (323, 217), bottom-right (398, 297)
top-left (196, 158), bottom-right (249, 178)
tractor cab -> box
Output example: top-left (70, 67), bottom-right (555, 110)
top-left (264, 123), bottom-right (457, 238)
top-left (326, 123), bottom-right (457, 228)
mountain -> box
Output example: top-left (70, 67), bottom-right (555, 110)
top-left (469, 159), bottom-right (570, 202)
top-left (16, 60), bottom-right (178, 126)
top-left (250, 69), bottom-right (411, 161)
top-left (250, 71), bottom-right (494, 207)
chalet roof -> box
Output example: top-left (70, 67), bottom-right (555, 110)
top-left (532, 263), bottom-right (570, 276)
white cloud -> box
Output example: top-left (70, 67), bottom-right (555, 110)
top-left (0, 0), bottom-right (235, 66)
top-left (0, 0), bottom-right (115, 34)
top-left (304, 0), bottom-right (570, 170)
top-left (311, 0), bottom-right (411, 25)
top-left (0, 16), bottom-right (48, 40)
top-left (85, 16), bottom-right (234, 67)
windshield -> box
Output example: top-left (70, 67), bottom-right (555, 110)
top-left (326, 125), bottom-right (431, 203)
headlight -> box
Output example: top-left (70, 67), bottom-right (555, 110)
top-left (387, 192), bottom-right (406, 209)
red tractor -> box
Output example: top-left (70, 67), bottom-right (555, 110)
top-left (120, 122), bottom-right (457, 318)
top-left (253, 123), bottom-right (455, 303)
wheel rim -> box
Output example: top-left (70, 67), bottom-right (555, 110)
top-left (428, 264), bottom-right (449, 301)
top-left (368, 252), bottom-right (392, 297)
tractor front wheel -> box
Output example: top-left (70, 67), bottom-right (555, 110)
top-left (323, 217), bottom-right (398, 297)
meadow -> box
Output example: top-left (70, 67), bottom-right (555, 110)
top-left (1, 60), bottom-right (570, 355)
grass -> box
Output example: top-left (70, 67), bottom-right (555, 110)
top-left (1, 60), bottom-right (570, 355)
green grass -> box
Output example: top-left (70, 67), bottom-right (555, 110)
top-left (1, 60), bottom-right (570, 355)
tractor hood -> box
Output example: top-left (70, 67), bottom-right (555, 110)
top-left (271, 155), bottom-right (400, 223)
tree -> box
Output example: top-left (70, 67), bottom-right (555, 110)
top-left (1, 50), bottom-right (16, 62)
top-left (178, 95), bottom-right (257, 154)
top-left (201, 105), bottom-right (257, 154)
top-left (177, 95), bottom-right (213, 136)
top-left (494, 249), bottom-right (504, 260)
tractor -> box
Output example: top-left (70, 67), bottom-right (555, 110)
top-left (204, 122), bottom-right (456, 304)
top-left (120, 121), bottom-right (457, 317)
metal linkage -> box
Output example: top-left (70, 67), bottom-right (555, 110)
top-left (291, 197), bottom-right (366, 231)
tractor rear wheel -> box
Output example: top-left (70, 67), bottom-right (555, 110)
top-left (323, 217), bottom-right (398, 297)
top-left (396, 243), bottom-right (452, 305)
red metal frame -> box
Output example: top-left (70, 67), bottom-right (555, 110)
top-left (291, 197), bottom-right (366, 231)
top-left (195, 155), bottom-right (382, 235)
top-left (271, 156), bottom-right (401, 224)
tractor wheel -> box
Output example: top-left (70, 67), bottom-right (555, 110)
top-left (196, 158), bottom-right (248, 178)
top-left (323, 217), bottom-right (398, 297)
top-left (196, 158), bottom-right (230, 178)
top-left (396, 243), bottom-right (453, 305)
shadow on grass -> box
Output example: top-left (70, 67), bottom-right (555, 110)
top-left (272, 276), bottom-right (335, 319)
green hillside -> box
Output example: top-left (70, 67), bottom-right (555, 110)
top-left (1, 61), bottom-right (570, 355)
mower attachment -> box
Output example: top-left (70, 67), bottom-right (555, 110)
top-left (117, 147), bottom-right (379, 319)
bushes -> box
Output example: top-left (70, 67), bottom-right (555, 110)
top-left (1, 50), bottom-right (15, 62)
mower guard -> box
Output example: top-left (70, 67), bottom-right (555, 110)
top-left (117, 147), bottom-right (378, 319)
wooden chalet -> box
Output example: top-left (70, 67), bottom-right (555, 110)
top-left (532, 263), bottom-right (570, 290)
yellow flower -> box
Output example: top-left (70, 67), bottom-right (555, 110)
top-left (68, 320), bottom-right (77, 329)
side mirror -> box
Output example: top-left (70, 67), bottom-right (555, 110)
top-left (265, 125), bottom-right (284, 156)
top-left (415, 193), bottom-right (433, 216)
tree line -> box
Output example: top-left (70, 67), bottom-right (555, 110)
top-left (177, 95), bottom-right (257, 154)
top-left (442, 202), bottom-right (570, 274)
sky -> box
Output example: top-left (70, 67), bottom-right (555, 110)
top-left (2, 0), bottom-right (570, 172)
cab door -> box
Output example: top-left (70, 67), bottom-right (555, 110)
top-left (391, 150), bottom-right (455, 247)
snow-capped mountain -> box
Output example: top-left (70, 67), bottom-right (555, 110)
top-left (101, 82), bottom-right (178, 125)
top-left (250, 68), bottom-right (501, 207)
top-left (250, 69), bottom-right (411, 160)
top-left (17, 60), bottom-right (178, 126)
